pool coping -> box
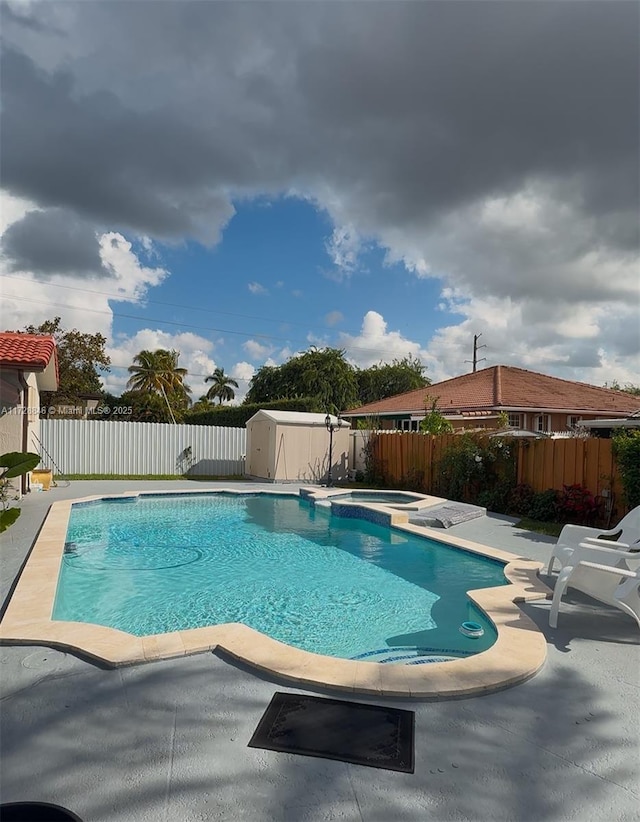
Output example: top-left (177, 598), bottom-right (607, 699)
top-left (0, 488), bottom-right (552, 699)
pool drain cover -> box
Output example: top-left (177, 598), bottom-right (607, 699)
top-left (21, 651), bottom-right (67, 670)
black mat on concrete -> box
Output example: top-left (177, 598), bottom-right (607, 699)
top-left (0, 803), bottom-right (83, 822)
top-left (248, 692), bottom-right (415, 773)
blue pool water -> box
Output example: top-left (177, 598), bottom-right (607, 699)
top-left (326, 491), bottom-right (426, 505)
top-left (54, 493), bottom-right (507, 660)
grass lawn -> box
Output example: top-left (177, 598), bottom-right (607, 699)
top-left (57, 474), bottom-right (247, 482)
top-left (514, 518), bottom-right (564, 538)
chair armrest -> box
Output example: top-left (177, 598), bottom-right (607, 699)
top-left (582, 537), bottom-right (631, 549)
top-left (576, 561), bottom-right (639, 580)
top-left (577, 542), bottom-right (639, 560)
top-left (557, 524), bottom-right (616, 543)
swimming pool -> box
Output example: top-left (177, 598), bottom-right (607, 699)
top-left (54, 492), bottom-right (506, 662)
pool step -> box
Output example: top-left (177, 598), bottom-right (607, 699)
top-left (350, 647), bottom-right (472, 665)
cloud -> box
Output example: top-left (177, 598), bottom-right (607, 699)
top-left (424, 294), bottom-right (640, 386)
top-left (4, 3), bottom-right (635, 259)
top-left (247, 281), bottom-right (268, 295)
top-left (99, 232), bottom-right (168, 302)
top-left (0, 1), bottom-right (637, 385)
top-left (0, 238), bottom-right (168, 338)
top-left (1, 207), bottom-right (110, 277)
top-left (324, 225), bottom-right (361, 279)
top-left (230, 360), bottom-right (256, 403)
top-left (243, 338), bottom-right (273, 360)
top-left (339, 311), bottom-right (430, 370)
top-left (325, 310), bottom-right (344, 327)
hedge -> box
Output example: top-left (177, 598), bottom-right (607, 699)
top-left (185, 397), bottom-right (321, 427)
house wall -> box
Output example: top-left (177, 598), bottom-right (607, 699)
top-left (0, 371), bottom-right (32, 497)
top-left (0, 371), bottom-right (23, 455)
top-left (351, 411), bottom-right (620, 434)
top-left (25, 372), bottom-right (42, 454)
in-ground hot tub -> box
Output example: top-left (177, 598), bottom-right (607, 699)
top-left (300, 488), bottom-right (442, 509)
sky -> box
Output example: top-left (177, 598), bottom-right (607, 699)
top-left (1, 0), bottom-right (638, 403)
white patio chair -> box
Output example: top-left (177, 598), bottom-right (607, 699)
top-left (546, 505), bottom-right (640, 575)
top-left (549, 541), bottom-right (640, 630)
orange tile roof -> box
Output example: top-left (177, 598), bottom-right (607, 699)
top-left (344, 365), bottom-right (640, 417)
top-left (0, 332), bottom-right (58, 379)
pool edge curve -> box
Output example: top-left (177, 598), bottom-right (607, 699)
top-left (0, 490), bottom-right (552, 699)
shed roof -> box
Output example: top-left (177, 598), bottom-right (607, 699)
top-left (246, 410), bottom-right (351, 427)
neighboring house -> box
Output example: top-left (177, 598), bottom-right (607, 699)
top-left (0, 332), bottom-right (59, 493)
top-left (341, 365), bottom-right (640, 434)
top-left (578, 412), bottom-right (640, 438)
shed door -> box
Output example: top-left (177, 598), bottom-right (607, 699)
top-left (248, 419), bottom-right (272, 478)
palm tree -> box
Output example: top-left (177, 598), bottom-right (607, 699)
top-left (205, 367), bottom-right (239, 405)
top-left (127, 349), bottom-right (191, 421)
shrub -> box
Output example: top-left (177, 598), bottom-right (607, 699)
top-left (436, 433), bottom-right (517, 504)
top-left (528, 489), bottom-right (560, 522)
top-left (397, 467), bottom-right (426, 492)
top-left (476, 481), bottom-right (512, 514)
top-left (612, 431), bottom-right (640, 510)
top-left (557, 483), bottom-right (598, 525)
top-left (508, 483), bottom-right (535, 516)
top-left (0, 452), bottom-right (41, 532)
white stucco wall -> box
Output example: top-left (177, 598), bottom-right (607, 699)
top-left (0, 372), bottom-right (23, 455)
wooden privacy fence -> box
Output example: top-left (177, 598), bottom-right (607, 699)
top-left (372, 432), bottom-right (627, 514)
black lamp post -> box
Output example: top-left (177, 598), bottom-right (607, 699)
top-left (324, 412), bottom-right (343, 487)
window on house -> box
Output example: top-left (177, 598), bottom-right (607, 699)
top-left (567, 415), bottom-right (582, 429)
top-left (508, 413), bottom-right (521, 428)
top-left (536, 414), bottom-right (551, 432)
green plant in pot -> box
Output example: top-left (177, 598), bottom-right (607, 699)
top-left (0, 452), bottom-right (41, 533)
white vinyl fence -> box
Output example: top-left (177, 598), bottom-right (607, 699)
top-left (37, 419), bottom-right (246, 477)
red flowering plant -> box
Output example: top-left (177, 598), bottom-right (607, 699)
top-left (557, 483), bottom-right (599, 525)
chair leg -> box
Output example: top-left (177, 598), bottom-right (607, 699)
top-left (614, 577), bottom-right (640, 630)
top-left (549, 566), bottom-right (574, 628)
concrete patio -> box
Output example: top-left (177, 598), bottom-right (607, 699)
top-left (1, 481), bottom-right (638, 822)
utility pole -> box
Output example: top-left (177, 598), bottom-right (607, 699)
top-left (465, 333), bottom-right (487, 373)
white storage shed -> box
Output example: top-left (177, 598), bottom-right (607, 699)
top-left (245, 410), bottom-right (351, 483)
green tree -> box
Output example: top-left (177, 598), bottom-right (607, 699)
top-left (23, 317), bottom-right (111, 413)
top-left (356, 356), bottom-right (429, 405)
top-left (205, 368), bottom-right (239, 405)
top-left (190, 395), bottom-right (214, 414)
top-left (604, 381), bottom-right (640, 396)
top-left (126, 349), bottom-right (191, 421)
top-left (118, 389), bottom-right (176, 423)
top-left (245, 347), bottom-right (358, 411)
top-left (419, 397), bottom-right (454, 434)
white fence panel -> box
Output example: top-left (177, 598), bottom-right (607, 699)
top-left (37, 419), bottom-right (246, 476)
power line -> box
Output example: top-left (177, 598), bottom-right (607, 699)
top-left (0, 273), bottom-right (313, 331)
top-left (1, 290), bottom-right (425, 364)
